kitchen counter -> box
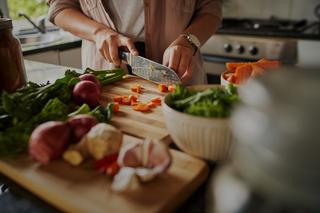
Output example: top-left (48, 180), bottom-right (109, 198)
top-left (0, 60), bottom-right (214, 213)
top-left (21, 32), bottom-right (81, 56)
top-left (24, 60), bottom-right (80, 84)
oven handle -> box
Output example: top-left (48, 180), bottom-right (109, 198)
top-left (202, 54), bottom-right (253, 64)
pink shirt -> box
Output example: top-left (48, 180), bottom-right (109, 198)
top-left (48, 0), bottom-right (222, 84)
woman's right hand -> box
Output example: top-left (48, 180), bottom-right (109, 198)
top-left (94, 29), bottom-right (138, 67)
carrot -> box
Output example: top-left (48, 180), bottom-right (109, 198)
top-left (147, 102), bottom-right (157, 108)
top-left (151, 97), bottom-right (161, 106)
top-left (131, 85), bottom-right (143, 93)
top-left (226, 74), bottom-right (237, 84)
top-left (224, 72), bottom-right (233, 79)
top-left (226, 62), bottom-right (248, 71)
top-left (128, 95), bottom-right (138, 102)
top-left (113, 102), bottom-right (120, 112)
top-left (225, 59), bottom-right (281, 84)
top-left (113, 96), bottom-right (122, 104)
top-left (130, 100), bottom-right (139, 106)
top-left (251, 64), bottom-right (265, 77)
top-left (234, 64), bottom-right (253, 84)
top-left (168, 85), bottom-right (175, 93)
top-left (133, 103), bottom-right (150, 112)
top-left (121, 96), bottom-right (131, 105)
top-left (256, 59), bottom-right (281, 69)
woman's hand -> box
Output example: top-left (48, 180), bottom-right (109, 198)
top-left (163, 36), bottom-right (195, 83)
top-left (94, 28), bottom-right (138, 66)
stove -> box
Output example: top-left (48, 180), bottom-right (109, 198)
top-left (200, 17), bottom-right (316, 80)
top-left (218, 17), bottom-right (320, 40)
top-left (201, 34), bottom-right (297, 63)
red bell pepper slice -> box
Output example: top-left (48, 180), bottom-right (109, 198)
top-left (92, 153), bottom-right (119, 172)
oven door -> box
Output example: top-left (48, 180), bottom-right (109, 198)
top-left (202, 54), bottom-right (252, 84)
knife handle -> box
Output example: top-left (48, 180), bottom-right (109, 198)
top-left (119, 47), bottom-right (128, 62)
top-left (118, 48), bottom-right (133, 75)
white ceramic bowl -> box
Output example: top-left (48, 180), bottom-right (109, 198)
top-left (220, 70), bottom-right (238, 87)
top-left (162, 85), bottom-right (232, 161)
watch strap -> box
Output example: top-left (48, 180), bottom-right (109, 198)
top-left (181, 33), bottom-right (200, 56)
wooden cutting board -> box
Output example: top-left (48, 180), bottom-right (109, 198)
top-left (0, 135), bottom-right (208, 213)
top-left (101, 76), bottom-right (171, 143)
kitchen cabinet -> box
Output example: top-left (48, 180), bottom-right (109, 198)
top-left (297, 40), bottom-right (320, 67)
top-left (24, 47), bottom-right (81, 69)
top-left (59, 48), bottom-right (81, 68)
top-left (24, 50), bottom-right (60, 66)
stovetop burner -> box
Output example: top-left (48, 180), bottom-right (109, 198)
top-left (218, 17), bottom-right (320, 40)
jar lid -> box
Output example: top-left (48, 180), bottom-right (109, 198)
top-left (0, 18), bottom-right (13, 30)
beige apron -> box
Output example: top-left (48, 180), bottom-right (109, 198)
top-left (78, 0), bottom-right (116, 70)
top-left (78, 0), bottom-right (207, 85)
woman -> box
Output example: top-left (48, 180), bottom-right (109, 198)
top-left (47, 0), bottom-right (221, 84)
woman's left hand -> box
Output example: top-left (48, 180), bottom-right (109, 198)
top-left (163, 36), bottom-right (195, 83)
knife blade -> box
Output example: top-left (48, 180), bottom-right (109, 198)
top-left (119, 49), bottom-right (181, 85)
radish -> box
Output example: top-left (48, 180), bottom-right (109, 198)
top-left (73, 80), bottom-right (101, 107)
top-left (67, 114), bottom-right (98, 143)
top-left (79, 74), bottom-right (101, 89)
top-left (29, 121), bottom-right (71, 164)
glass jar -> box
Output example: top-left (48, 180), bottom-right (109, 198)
top-left (230, 67), bottom-right (320, 211)
top-left (0, 18), bottom-right (26, 92)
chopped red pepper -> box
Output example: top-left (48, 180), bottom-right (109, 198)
top-left (92, 153), bottom-right (118, 172)
top-left (158, 84), bottom-right (168, 93)
top-left (106, 162), bottom-right (120, 177)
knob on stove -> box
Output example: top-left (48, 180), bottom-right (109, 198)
top-left (236, 45), bottom-right (245, 54)
top-left (249, 46), bottom-right (259, 55)
top-left (224, 43), bottom-right (233, 53)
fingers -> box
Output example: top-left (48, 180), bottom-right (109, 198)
top-left (178, 51), bottom-right (192, 78)
top-left (163, 49), bottom-right (170, 67)
top-left (99, 40), bottom-right (111, 62)
top-left (103, 47), bottom-right (112, 63)
top-left (95, 30), bottom-right (138, 66)
top-left (124, 38), bottom-right (139, 56)
top-left (109, 41), bottom-right (120, 66)
top-left (164, 45), bottom-right (193, 82)
top-left (181, 60), bottom-right (193, 83)
top-left (168, 47), bottom-right (181, 73)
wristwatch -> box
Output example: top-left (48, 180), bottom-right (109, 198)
top-left (181, 32), bottom-right (201, 56)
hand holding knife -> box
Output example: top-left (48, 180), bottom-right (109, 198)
top-left (119, 48), bottom-right (181, 85)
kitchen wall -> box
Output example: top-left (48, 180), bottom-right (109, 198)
top-left (223, 0), bottom-right (320, 21)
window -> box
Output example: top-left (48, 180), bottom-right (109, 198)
top-left (0, 0), bottom-right (9, 18)
top-left (3, 0), bottom-right (48, 19)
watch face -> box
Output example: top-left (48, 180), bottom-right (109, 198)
top-left (189, 34), bottom-right (201, 48)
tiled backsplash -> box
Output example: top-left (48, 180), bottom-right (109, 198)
top-left (223, 0), bottom-right (320, 21)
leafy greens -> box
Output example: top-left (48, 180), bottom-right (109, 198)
top-left (0, 68), bottom-right (125, 157)
top-left (169, 84), bottom-right (239, 118)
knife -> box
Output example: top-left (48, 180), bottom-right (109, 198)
top-left (119, 49), bottom-right (181, 85)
